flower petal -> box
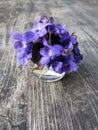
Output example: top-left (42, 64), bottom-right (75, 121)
top-left (33, 22), bottom-right (51, 37)
top-left (19, 58), bottom-right (28, 66)
top-left (70, 61), bottom-right (77, 71)
top-left (39, 16), bottom-right (47, 22)
top-left (60, 32), bottom-right (70, 43)
top-left (74, 54), bottom-right (83, 64)
top-left (12, 32), bottom-right (22, 41)
top-left (17, 49), bottom-right (26, 59)
top-left (14, 41), bottom-right (23, 51)
top-left (74, 47), bottom-right (80, 55)
top-left (40, 56), bottom-right (50, 64)
top-left (52, 61), bottom-right (64, 74)
top-left (52, 44), bottom-right (64, 56)
top-left (70, 36), bottom-right (77, 44)
top-left (22, 31), bottom-right (34, 43)
top-left (42, 38), bottom-right (49, 47)
top-left (49, 17), bottom-right (54, 23)
top-left (27, 53), bottom-right (32, 59)
top-left (40, 47), bottom-right (50, 56)
top-left (63, 55), bottom-right (72, 63)
top-left (64, 64), bottom-right (71, 73)
top-left (38, 28), bottom-right (47, 37)
top-left (68, 41), bottom-right (73, 51)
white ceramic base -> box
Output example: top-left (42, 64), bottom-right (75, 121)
top-left (33, 69), bottom-right (65, 82)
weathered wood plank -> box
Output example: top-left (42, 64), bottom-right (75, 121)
top-left (0, 0), bottom-right (98, 130)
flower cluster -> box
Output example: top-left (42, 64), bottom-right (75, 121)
top-left (12, 16), bottom-right (83, 74)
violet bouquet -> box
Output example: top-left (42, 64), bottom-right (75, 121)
top-left (12, 16), bottom-right (83, 74)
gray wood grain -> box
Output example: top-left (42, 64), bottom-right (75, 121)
top-left (0, 0), bottom-right (98, 129)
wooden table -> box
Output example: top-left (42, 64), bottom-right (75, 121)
top-left (0, 0), bottom-right (98, 129)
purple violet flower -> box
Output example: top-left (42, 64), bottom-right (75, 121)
top-left (12, 32), bottom-right (33, 66)
top-left (40, 44), bottom-right (64, 65)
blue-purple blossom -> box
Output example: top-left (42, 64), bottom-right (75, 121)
top-left (50, 55), bottom-right (78, 74)
top-left (12, 16), bottom-right (83, 73)
top-left (32, 21), bottom-right (52, 39)
top-left (16, 42), bottom-right (33, 66)
top-left (12, 32), bottom-right (33, 66)
top-left (40, 44), bottom-right (64, 65)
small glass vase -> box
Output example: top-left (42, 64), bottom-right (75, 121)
top-left (33, 68), bottom-right (65, 82)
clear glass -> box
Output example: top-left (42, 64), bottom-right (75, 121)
top-left (33, 69), bottom-right (65, 82)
